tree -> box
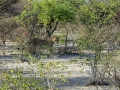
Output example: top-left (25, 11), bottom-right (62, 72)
top-left (0, 0), bottom-right (19, 12)
top-left (16, 0), bottom-right (76, 41)
top-left (0, 0), bottom-right (21, 46)
top-left (0, 17), bottom-right (17, 46)
top-left (77, 0), bottom-right (120, 84)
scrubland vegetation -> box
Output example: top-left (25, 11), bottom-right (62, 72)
top-left (1, 0), bottom-right (120, 90)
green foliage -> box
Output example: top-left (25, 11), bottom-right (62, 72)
top-left (0, 68), bottom-right (45, 90)
top-left (79, 0), bottom-right (120, 26)
top-left (16, 0), bottom-right (76, 38)
top-left (0, 60), bottom-right (68, 90)
top-left (16, 0), bottom-right (38, 30)
top-left (77, 0), bottom-right (120, 52)
top-left (38, 61), bottom-right (68, 88)
top-left (77, 0), bottom-right (120, 82)
top-left (37, 0), bottom-right (75, 25)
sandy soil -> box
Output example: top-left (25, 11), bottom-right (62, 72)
top-left (0, 41), bottom-right (118, 90)
top-left (0, 57), bottom-right (117, 90)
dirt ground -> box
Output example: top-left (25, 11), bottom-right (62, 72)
top-left (0, 57), bottom-right (117, 90)
top-left (0, 41), bottom-right (119, 90)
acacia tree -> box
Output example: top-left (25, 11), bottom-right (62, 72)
top-left (16, 0), bottom-right (76, 41)
top-left (78, 0), bottom-right (120, 84)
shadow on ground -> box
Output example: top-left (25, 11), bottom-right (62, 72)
top-left (56, 77), bottom-right (89, 88)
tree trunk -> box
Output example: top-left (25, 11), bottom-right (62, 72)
top-left (64, 30), bottom-right (68, 54)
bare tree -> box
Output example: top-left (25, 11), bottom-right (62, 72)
top-left (0, 17), bottom-right (17, 46)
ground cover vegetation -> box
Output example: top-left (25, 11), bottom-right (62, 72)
top-left (1, 0), bottom-right (120, 89)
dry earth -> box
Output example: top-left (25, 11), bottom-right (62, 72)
top-left (0, 57), bottom-right (117, 90)
top-left (0, 41), bottom-right (118, 90)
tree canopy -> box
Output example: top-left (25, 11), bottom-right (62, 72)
top-left (17, 0), bottom-right (76, 39)
top-left (78, 0), bottom-right (120, 27)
